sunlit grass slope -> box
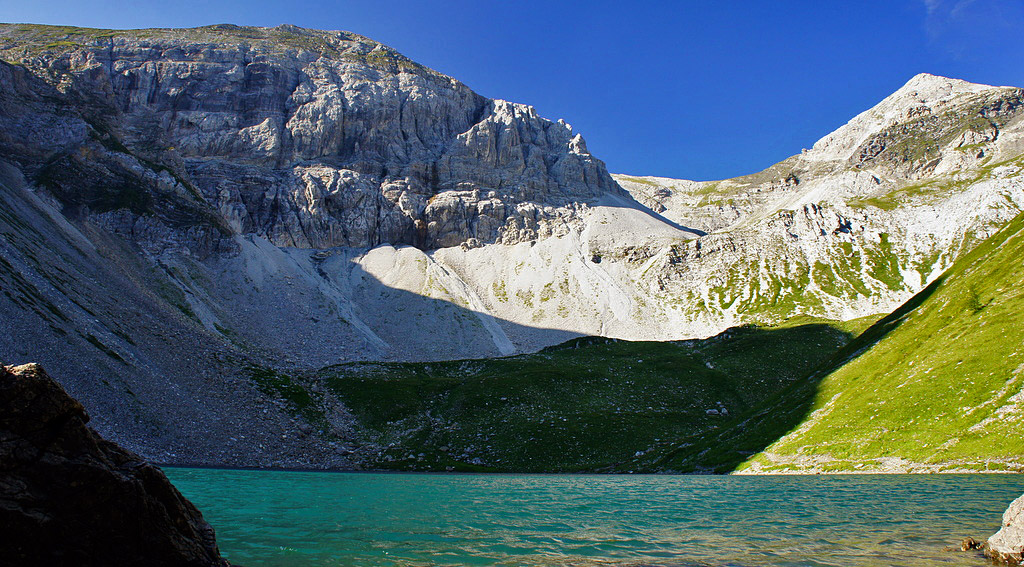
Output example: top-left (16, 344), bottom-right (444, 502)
top-left (738, 210), bottom-right (1024, 473)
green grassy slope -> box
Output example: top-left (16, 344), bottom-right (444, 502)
top-left (253, 320), bottom-right (872, 472)
top-left (250, 203), bottom-right (1024, 474)
top-left (735, 210), bottom-right (1024, 473)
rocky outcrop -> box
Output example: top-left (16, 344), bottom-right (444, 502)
top-left (0, 23), bottom-right (621, 252)
top-left (988, 494), bottom-right (1024, 565)
top-left (0, 363), bottom-right (230, 567)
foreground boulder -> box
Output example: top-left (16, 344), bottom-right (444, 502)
top-left (988, 494), bottom-right (1024, 565)
top-left (0, 363), bottom-right (230, 567)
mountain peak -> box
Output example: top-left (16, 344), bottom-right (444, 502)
top-left (891, 72), bottom-right (990, 103)
top-left (807, 73), bottom-right (1003, 162)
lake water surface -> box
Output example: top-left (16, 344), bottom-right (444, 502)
top-left (165, 469), bottom-right (1023, 567)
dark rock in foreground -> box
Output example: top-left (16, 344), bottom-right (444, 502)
top-left (988, 493), bottom-right (1024, 565)
top-left (0, 363), bottom-right (230, 567)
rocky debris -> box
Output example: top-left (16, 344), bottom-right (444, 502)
top-left (0, 363), bottom-right (231, 567)
top-left (987, 494), bottom-right (1024, 565)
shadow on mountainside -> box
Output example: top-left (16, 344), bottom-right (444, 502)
top-left (646, 276), bottom-right (946, 473)
top-left (597, 192), bottom-right (708, 237)
top-left (0, 156), bottom-right (945, 473)
top-left (245, 321), bottom-right (874, 473)
top-left (324, 254), bottom-right (584, 361)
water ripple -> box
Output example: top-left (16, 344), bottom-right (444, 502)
top-left (164, 470), bottom-right (1024, 567)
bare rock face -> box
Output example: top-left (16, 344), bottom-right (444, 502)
top-left (0, 24), bottom-right (621, 252)
top-left (988, 494), bottom-right (1024, 565)
top-left (0, 363), bottom-right (230, 567)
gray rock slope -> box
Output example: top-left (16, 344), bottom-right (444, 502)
top-left (1, 24), bottom-right (1023, 466)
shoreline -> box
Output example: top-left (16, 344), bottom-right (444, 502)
top-left (158, 462), bottom-right (1024, 476)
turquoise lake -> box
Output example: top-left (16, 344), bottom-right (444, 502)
top-left (165, 469), bottom-right (1023, 566)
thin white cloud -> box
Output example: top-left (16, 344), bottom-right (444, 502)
top-left (922, 0), bottom-right (1024, 58)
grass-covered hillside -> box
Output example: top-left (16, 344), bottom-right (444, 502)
top-left (252, 210), bottom-right (1024, 474)
top-left (248, 210), bottom-right (1024, 474)
top-left (250, 318), bottom-right (874, 472)
top-left (733, 209), bottom-right (1024, 473)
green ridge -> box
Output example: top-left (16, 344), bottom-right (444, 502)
top-left (738, 209), bottom-right (1024, 472)
top-left (257, 319), bottom-right (873, 472)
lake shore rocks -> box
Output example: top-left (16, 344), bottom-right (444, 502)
top-left (988, 494), bottom-right (1024, 565)
top-left (0, 363), bottom-right (231, 567)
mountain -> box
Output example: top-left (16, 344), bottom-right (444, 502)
top-left (1, 23), bottom-right (1022, 468)
top-left (615, 73), bottom-right (1024, 326)
top-left (0, 23), bottom-right (636, 464)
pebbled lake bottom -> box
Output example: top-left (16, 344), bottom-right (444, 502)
top-left (164, 469), bottom-right (1023, 566)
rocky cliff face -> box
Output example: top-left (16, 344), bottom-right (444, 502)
top-left (0, 23), bottom-right (619, 252)
top-left (0, 363), bottom-right (230, 566)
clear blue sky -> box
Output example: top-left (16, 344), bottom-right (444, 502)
top-left (3, 0), bottom-right (1023, 180)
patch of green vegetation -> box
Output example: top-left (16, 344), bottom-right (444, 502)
top-left (0, 23), bottom-right (436, 80)
top-left (0, 255), bottom-right (71, 325)
top-left (308, 320), bottom-right (859, 472)
top-left (149, 269), bottom-right (199, 323)
top-left (539, 282), bottom-right (555, 302)
top-left (0, 24), bottom-right (136, 59)
top-left (846, 196), bottom-right (899, 211)
top-left (515, 288), bottom-right (534, 308)
top-left (693, 182), bottom-right (721, 195)
top-left (491, 280), bottom-right (508, 303)
top-left (864, 233), bottom-right (905, 292)
top-left (847, 180), bottom-right (941, 211)
top-left (43, 40), bottom-right (80, 50)
top-left (955, 142), bottom-right (987, 153)
top-left (731, 208), bottom-right (1024, 471)
top-left (246, 365), bottom-right (327, 428)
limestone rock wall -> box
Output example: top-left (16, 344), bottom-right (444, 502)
top-left (0, 24), bottom-right (621, 252)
